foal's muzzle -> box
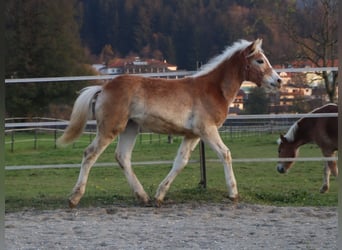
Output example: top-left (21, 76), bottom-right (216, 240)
top-left (277, 164), bottom-right (286, 174)
top-left (264, 71), bottom-right (282, 91)
top-left (271, 78), bottom-right (282, 88)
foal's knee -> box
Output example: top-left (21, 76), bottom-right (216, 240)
top-left (115, 152), bottom-right (122, 167)
top-left (222, 148), bottom-right (232, 162)
top-left (84, 145), bottom-right (95, 158)
top-left (115, 151), bottom-right (129, 169)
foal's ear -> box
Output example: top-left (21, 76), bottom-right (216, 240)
top-left (246, 38), bottom-right (263, 57)
top-left (254, 38), bottom-right (263, 48)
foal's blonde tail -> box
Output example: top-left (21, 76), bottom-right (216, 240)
top-left (57, 86), bottom-right (102, 146)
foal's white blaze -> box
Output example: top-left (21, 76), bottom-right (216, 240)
top-left (246, 38), bottom-right (281, 90)
top-left (259, 54), bottom-right (281, 91)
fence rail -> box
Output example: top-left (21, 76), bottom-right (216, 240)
top-left (4, 68), bottom-right (339, 174)
top-left (4, 112), bottom-right (338, 171)
top-left (5, 112), bottom-right (338, 129)
top-left (5, 67), bottom-right (339, 84)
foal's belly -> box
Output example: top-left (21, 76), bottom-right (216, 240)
top-left (131, 113), bottom-right (197, 137)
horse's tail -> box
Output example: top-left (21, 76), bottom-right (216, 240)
top-left (57, 85), bottom-right (102, 146)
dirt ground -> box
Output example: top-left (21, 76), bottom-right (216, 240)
top-left (5, 203), bottom-right (337, 250)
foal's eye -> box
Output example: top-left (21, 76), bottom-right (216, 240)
top-left (256, 59), bottom-right (264, 64)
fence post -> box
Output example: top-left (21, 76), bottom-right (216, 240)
top-left (199, 140), bottom-right (207, 188)
top-left (54, 129), bottom-right (57, 149)
top-left (167, 135), bottom-right (173, 144)
top-left (11, 130), bottom-right (14, 152)
top-left (34, 129), bottom-right (37, 149)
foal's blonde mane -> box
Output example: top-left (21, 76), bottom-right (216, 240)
top-left (279, 122), bottom-right (298, 144)
top-left (193, 39), bottom-right (255, 77)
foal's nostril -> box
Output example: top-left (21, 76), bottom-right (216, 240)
top-left (277, 78), bottom-right (282, 84)
top-left (277, 165), bottom-right (285, 173)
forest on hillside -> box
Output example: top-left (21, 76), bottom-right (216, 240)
top-left (5, 0), bottom-right (338, 117)
top-left (79, 0), bottom-right (292, 70)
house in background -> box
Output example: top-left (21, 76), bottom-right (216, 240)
top-left (229, 89), bottom-right (246, 114)
top-left (93, 57), bottom-right (177, 75)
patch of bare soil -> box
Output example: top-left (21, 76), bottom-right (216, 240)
top-left (5, 203), bottom-right (337, 249)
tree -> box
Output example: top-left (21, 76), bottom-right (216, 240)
top-left (79, 0), bottom-right (284, 70)
top-left (5, 0), bottom-right (91, 117)
top-left (275, 0), bottom-right (338, 102)
top-left (244, 88), bottom-right (270, 114)
top-left (100, 44), bottom-right (116, 66)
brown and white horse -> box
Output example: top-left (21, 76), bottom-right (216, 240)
top-left (58, 39), bottom-right (282, 208)
top-left (277, 103), bottom-right (338, 193)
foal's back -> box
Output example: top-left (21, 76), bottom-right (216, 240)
top-left (300, 104), bottom-right (338, 150)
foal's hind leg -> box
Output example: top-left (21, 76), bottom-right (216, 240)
top-left (320, 151), bottom-right (337, 193)
top-left (320, 161), bottom-right (332, 193)
top-left (115, 121), bottom-right (150, 204)
top-left (155, 136), bottom-right (200, 206)
top-left (69, 134), bottom-right (114, 208)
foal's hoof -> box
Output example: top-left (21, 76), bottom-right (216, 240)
top-left (139, 198), bottom-right (154, 207)
top-left (68, 199), bottom-right (78, 209)
top-left (155, 199), bottom-right (163, 208)
top-left (134, 191), bottom-right (150, 204)
top-left (319, 185), bottom-right (329, 193)
top-left (136, 194), bottom-right (151, 207)
top-left (228, 195), bottom-right (240, 203)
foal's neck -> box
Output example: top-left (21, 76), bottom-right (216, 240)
top-left (219, 59), bottom-right (245, 101)
top-left (199, 57), bottom-right (245, 103)
top-left (198, 52), bottom-right (246, 106)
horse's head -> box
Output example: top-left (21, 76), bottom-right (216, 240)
top-left (276, 134), bottom-right (298, 174)
top-left (242, 39), bottom-right (282, 91)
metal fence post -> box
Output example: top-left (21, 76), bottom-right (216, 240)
top-left (199, 140), bottom-right (207, 188)
top-left (34, 128), bottom-right (37, 149)
top-left (11, 130), bottom-right (14, 152)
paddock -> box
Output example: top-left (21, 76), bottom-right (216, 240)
top-left (5, 203), bottom-right (337, 249)
top-left (4, 69), bottom-right (339, 249)
top-left (4, 115), bottom-right (338, 250)
top-left (4, 70), bottom-right (338, 209)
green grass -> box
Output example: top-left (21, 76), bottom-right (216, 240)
top-left (4, 132), bottom-right (338, 212)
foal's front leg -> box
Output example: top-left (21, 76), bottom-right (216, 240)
top-left (202, 127), bottom-right (238, 201)
top-left (155, 137), bottom-right (200, 207)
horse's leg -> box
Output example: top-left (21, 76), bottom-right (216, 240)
top-left (69, 133), bottom-right (114, 208)
top-left (320, 161), bottom-right (331, 193)
top-left (328, 153), bottom-right (338, 177)
top-left (155, 136), bottom-right (200, 207)
top-left (201, 127), bottom-right (238, 201)
top-left (115, 121), bottom-right (150, 204)
top-left (320, 151), bottom-right (337, 193)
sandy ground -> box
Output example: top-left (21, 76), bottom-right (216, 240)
top-left (5, 203), bottom-right (337, 250)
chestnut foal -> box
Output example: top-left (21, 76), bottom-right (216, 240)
top-left (58, 39), bottom-right (282, 207)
